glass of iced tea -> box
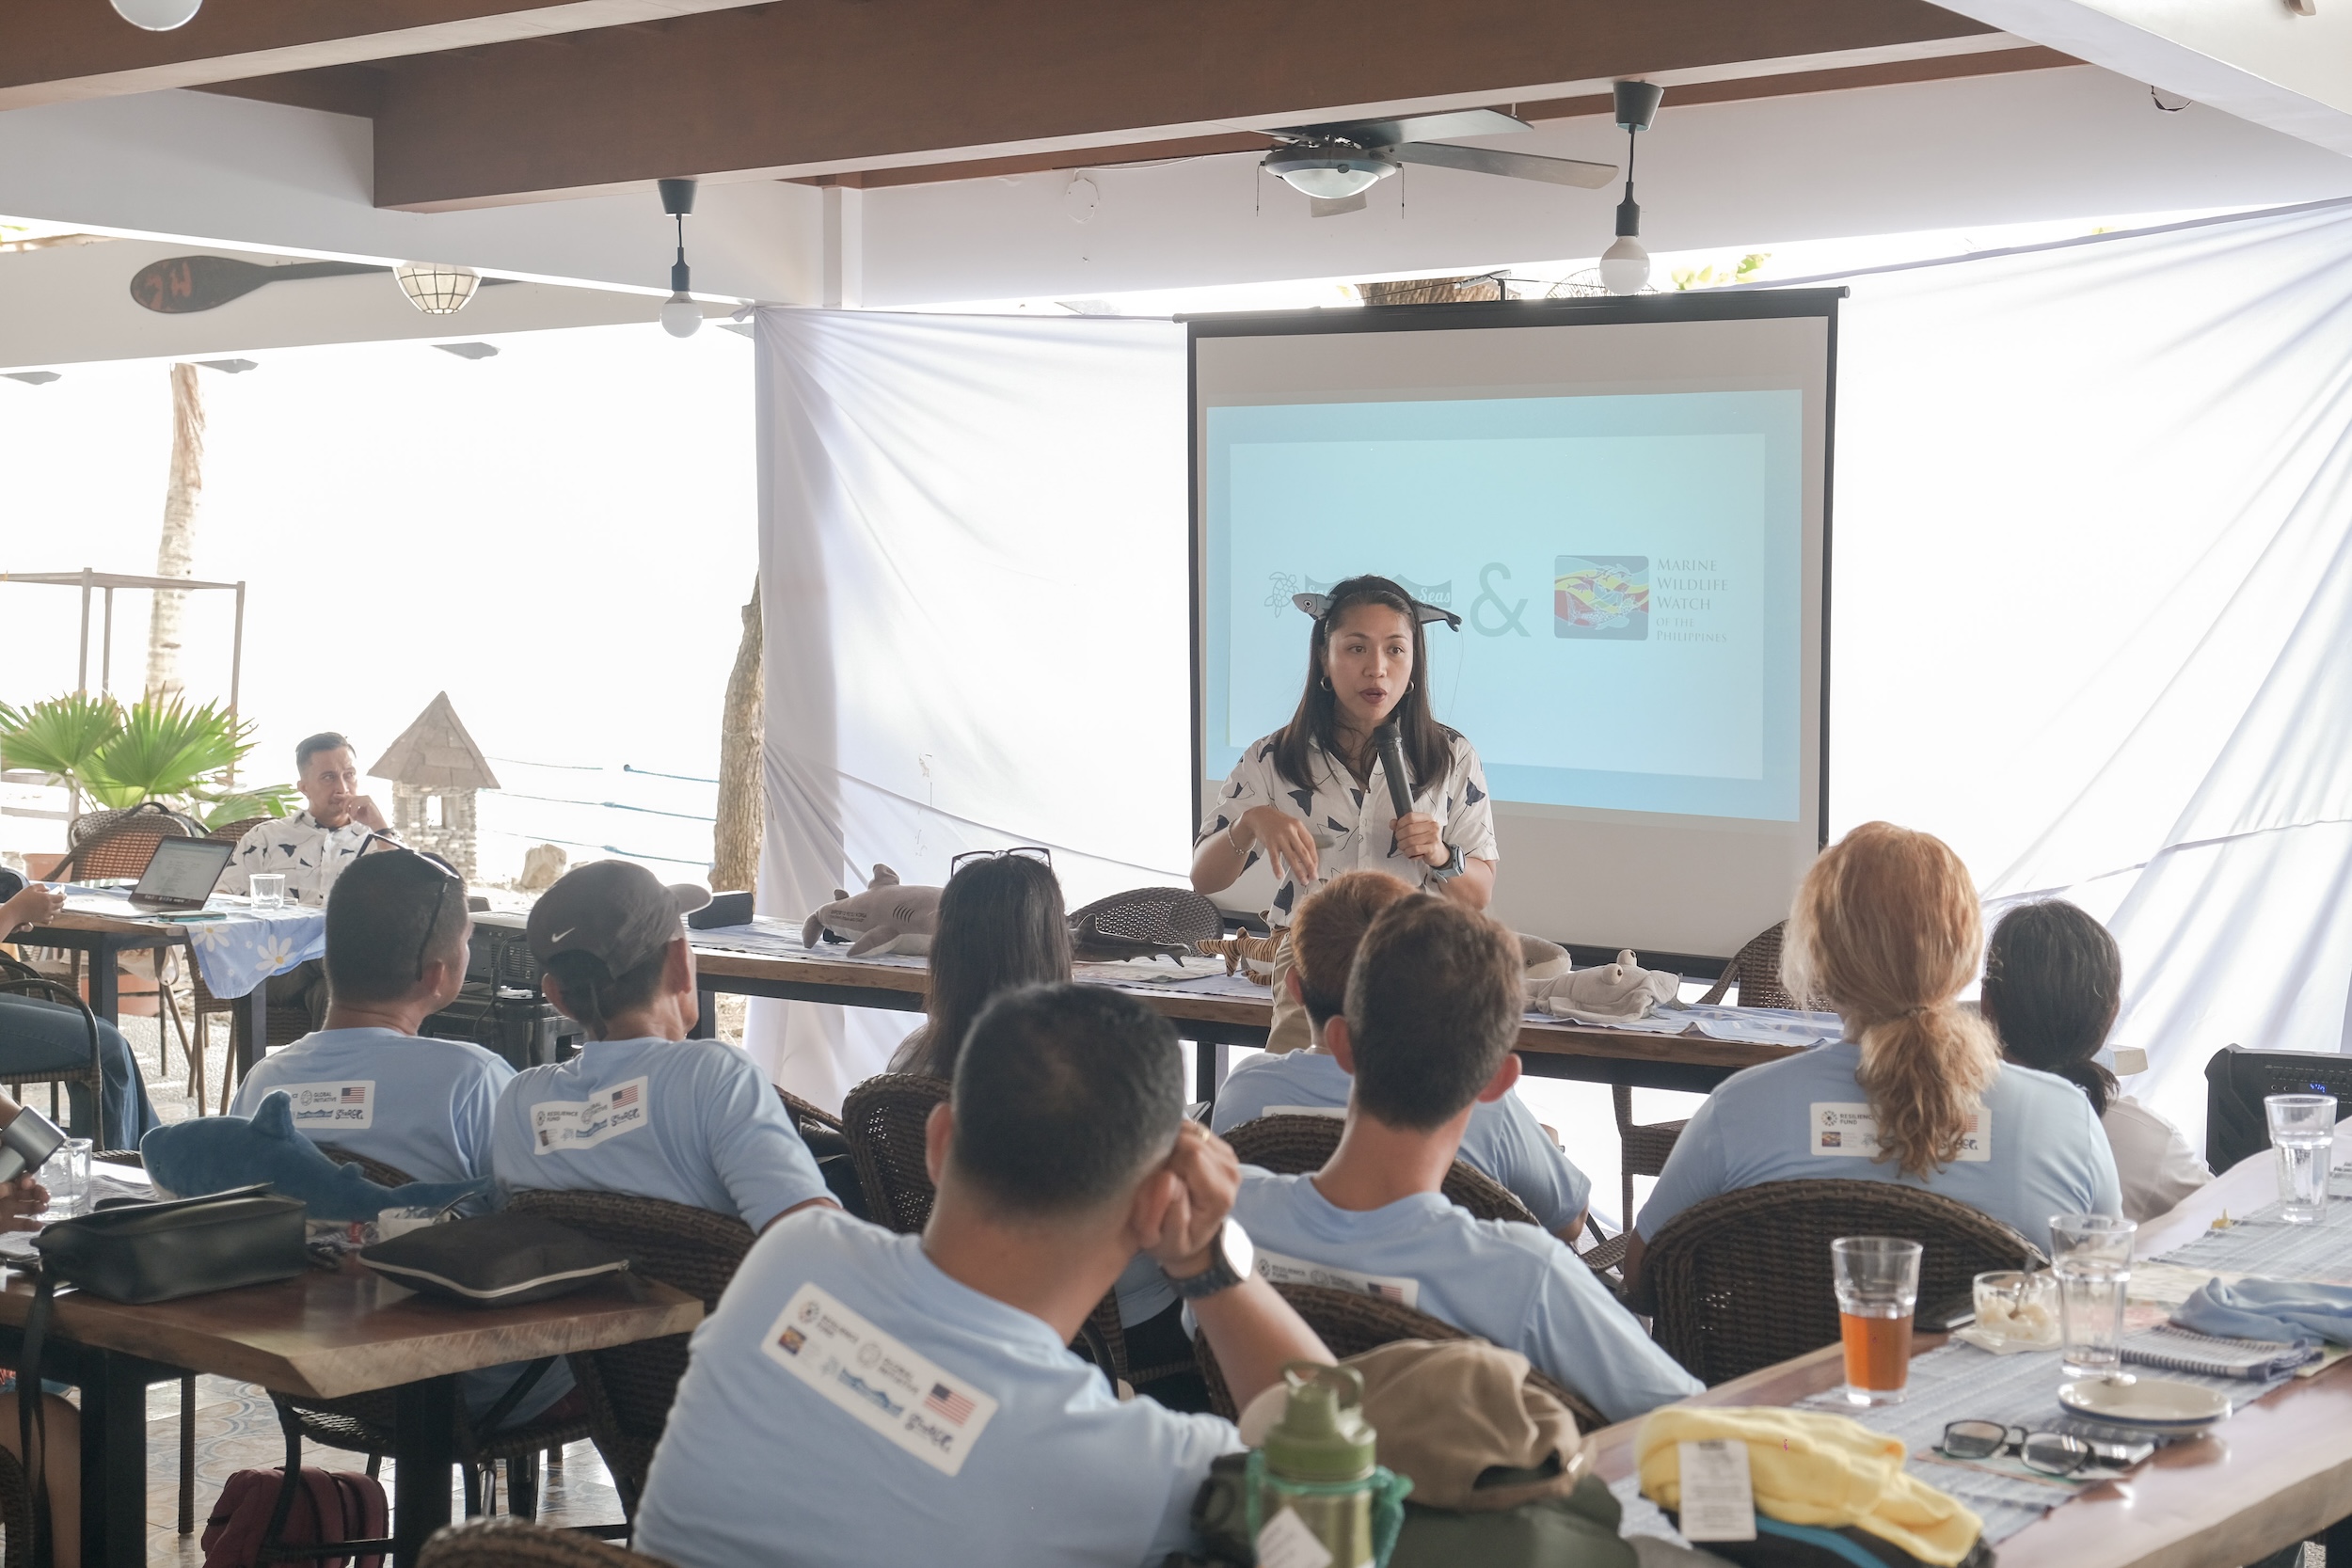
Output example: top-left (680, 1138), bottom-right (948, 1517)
top-left (1832, 1237), bottom-right (1923, 1405)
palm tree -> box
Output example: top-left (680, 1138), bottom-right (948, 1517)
top-left (711, 578), bottom-right (763, 892)
top-left (145, 362), bottom-right (205, 701)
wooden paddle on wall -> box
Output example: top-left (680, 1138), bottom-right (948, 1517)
top-left (129, 255), bottom-right (391, 314)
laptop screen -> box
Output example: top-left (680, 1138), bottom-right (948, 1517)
top-left (135, 837), bottom-right (235, 903)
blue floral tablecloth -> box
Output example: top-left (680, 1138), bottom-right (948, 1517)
top-left (61, 889), bottom-right (326, 1000)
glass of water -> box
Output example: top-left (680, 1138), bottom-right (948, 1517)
top-left (51, 1138), bottom-right (92, 1218)
top-left (249, 873), bottom-right (287, 911)
top-left (2050, 1213), bottom-right (2136, 1378)
top-left (2266, 1094), bottom-right (2337, 1225)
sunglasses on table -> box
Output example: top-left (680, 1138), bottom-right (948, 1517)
top-left (949, 847), bottom-right (1053, 873)
top-left (356, 832), bottom-right (464, 980)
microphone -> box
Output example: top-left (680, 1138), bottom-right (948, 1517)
top-left (1375, 721), bottom-right (1413, 822)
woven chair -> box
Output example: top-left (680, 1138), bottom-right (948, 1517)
top-left (1220, 1114), bottom-right (1544, 1227)
top-left (1066, 886), bottom-right (1224, 964)
top-left (418, 1516), bottom-right (675, 1568)
top-left (1630, 1178), bottom-right (2045, 1386)
top-left (502, 1190), bottom-right (754, 1516)
top-left (0, 1442), bottom-right (30, 1568)
top-left (0, 952), bottom-right (108, 1133)
top-left (1612, 922), bottom-right (1794, 1232)
top-left (1195, 1282), bottom-right (1609, 1435)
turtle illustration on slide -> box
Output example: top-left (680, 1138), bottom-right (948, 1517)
top-left (802, 865), bottom-right (944, 957)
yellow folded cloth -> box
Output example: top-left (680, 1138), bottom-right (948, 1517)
top-left (1637, 1405), bottom-right (1983, 1568)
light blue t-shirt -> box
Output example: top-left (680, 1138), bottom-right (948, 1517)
top-left (230, 1027), bottom-right (513, 1184)
top-left (1635, 1039), bottom-right (2123, 1246)
top-left (635, 1207), bottom-right (1241, 1568)
top-left (488, 1037), bottom-right (829, 1230)
top-left (1211, 1049), bottom-right (1592, 1233)
top-left (1231, 1168), bottom-right (1702, 1423)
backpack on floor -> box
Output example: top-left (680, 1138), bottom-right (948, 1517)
top-left (202, 1465), bottom-right (389, 1568)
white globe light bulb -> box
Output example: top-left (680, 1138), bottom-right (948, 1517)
top-left (1599, 236), bottom-right (1650, 296)
top-left (660, 293), bottom-right (703, 339)
top-left (111, 0), bottom-right (202, 29)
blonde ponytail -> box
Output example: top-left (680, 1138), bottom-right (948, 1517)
top-left (1783, 822), bottom-right (1998, 1178)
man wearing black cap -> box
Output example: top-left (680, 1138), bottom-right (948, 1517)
top-left (487, 861), bottom-right (834, 1230)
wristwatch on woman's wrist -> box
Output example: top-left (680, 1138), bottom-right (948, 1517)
top-left (1426, 846), bottom-right (1467, 883)
top-left (1167, 1216), bottom-right (1255, 1300)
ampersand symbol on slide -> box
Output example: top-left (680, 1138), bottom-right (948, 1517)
top-left (1470, 561), bottom-right (1530, 637)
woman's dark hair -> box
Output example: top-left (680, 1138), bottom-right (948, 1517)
top-left (544, 946), bottom-right (671, 1040)
top-left (1980, 899), bottom-right (2122, 1117)
top-left (902, 855), bottom-right (1072, 1079)
top-left (1270, 575), bottom-right (1455, 797)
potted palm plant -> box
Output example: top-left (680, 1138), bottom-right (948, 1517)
top-left (0, 692), bottom-right (294, 831)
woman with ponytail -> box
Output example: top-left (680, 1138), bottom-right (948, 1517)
top-left (1982, 900), bottom-right (2207, 1222)
top-left (1628, 823), bottom-right (2119, 1278)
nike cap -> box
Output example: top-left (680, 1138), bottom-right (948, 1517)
top-left (527, 859), bottom-right (712, 974)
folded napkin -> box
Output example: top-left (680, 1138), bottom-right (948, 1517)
top-left (1526, 950), bottom-right (1680, 1023)
top-left (2171, 1277), bottom-right (2352, 1348)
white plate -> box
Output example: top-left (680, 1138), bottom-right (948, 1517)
top-left (2058, 1376), bottom-right (2231, 1431)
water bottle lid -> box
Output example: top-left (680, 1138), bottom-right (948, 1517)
top-left (1261, 1361), bottom-right (1376, 1481)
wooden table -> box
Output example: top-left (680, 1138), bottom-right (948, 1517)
top-left (1588, 1334), bottom-right (2352, 1568)
top-left (0, 1258), bottom-right (702, 1567)
top-left (689, 937), bottom-right (1801, 1100)
top-left (15, 905), bottom-right (275, 1073)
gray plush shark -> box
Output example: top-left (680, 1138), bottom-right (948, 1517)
top-left (801, 864), bottom-right (944, 958)
top-left (141, 1092), bottom-right (489, 1222)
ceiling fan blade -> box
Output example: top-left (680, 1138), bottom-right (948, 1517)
top-left (1279, 107), bottom-right (1530, 150)
top-left (1391, 141), bottom-right (1618, 188)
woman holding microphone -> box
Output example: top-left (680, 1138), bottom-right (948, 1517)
top-left (1192, 574), bottom-right (1498, 1052)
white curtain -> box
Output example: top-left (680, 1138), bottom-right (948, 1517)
top-left (750, 308), bottom-right (1191, 1107)
top-left (1831, 198), bottom-right (2352, 1145)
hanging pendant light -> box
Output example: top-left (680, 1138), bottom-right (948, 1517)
top-left (394, 262), bottom-right (480, 315)
top-left (658, 178), bottom-right (703, 339)
top-left (111, 0), bottom-right (201, 30)
top-left (1599, 82), bottom-right (1664, 296)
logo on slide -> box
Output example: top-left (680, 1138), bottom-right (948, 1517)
top-left (1554, 556), bottom-right (1649, 641)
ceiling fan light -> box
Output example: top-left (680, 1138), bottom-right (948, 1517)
top-left (110, 0), bottom-right (201, 29)
top-left (1599, 236), bottom-right (1650, 295)
top-left (660, 293), bottom-right (704, 339)
top-left (1261, 149), bottom-right (1398, 201)
top-left (394, 261), bottom-right (480, 315)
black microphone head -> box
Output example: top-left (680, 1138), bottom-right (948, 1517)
top-left (1375, 720), bottom-right (1402, 751)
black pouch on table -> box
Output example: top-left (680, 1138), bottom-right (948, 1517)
top-left (358, 1210), bottom-right (630, 1306)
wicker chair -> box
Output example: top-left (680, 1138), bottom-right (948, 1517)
top-left (1612, 922), bottom-right (1794, 1232)
top-left (419, 1516), bottom-right (675, 1568)
top-left (1195, 1282), bottom-right (1608, 1435)
top-left (0, 952), bottom-right (109, 1133)
top-left (1220, 1114), bottom-right (1544, 1227)
top-left (502, 1190), bottom-right (755, 1515)
top-left (1630, 1178), bottom-right (2045, 1386)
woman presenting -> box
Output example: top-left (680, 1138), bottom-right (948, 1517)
top-left (1192, 574), bottom-right (1499, 1050)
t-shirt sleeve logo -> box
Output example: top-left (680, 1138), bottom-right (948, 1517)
top-left (762, 1282), bottom-right (999, 1476)
top-left (530, 1076), bottom-right (652, 1155)
top-left (280, 1081), bottom-right (375, 1131)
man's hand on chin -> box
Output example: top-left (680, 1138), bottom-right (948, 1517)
top-left (341, 795), bottom-right (390, 832)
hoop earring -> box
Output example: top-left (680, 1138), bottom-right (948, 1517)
top-left (1320, 676), bottom-right (1331, 691)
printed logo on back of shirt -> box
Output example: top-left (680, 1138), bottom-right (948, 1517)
top-left (530, 1076), bottom-right (652, 1155)
top-left (762, 1282), bottom-right (1000, 1476)
top-left (1253, 1248), bottom-right (1421, 1309)
top-left (279, 1081), bottom-right (375, 1131)
top-left (1809, 1101), bottom-right (1990, 1163)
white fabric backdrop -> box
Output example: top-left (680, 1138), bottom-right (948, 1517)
top-left (750, 308), bottom-right (1190, 1107)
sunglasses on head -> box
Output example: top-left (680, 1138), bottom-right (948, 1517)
top-left (950, 847), bottom-right (1053, 873)
top-left (356, 832), bottom-right (464, 980)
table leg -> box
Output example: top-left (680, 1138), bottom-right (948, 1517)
top-left (392, 1376), bottom-right (456, 1566)
top-left (79, 1351), bottom-right (151, 1568)
top-left (691, 988), bottom-right (717, 1040)
top-left (239, 984), bottom-right (269, 1081)
top-left (86, 937), bottom-right (123, 1023)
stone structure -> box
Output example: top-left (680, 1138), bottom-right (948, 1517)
top-left (369, 692), bottom-right (499, 880)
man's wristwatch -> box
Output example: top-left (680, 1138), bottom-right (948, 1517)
top-left (1167, 1216), bottom-right (1255, 1300)
top-left (1426, 845), bottom-right (1468, 883)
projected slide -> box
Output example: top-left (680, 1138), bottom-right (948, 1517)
top-left (1202, 389), bottom-right (1804, 820)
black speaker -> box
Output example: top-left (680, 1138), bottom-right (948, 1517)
top-left (689, 890), bottom-right (755, 929)
top-left (2203, 1044), bottom-right (2352, 1174)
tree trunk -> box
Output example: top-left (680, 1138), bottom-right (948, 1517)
top-left (146, 362), bottom-right (206, 702)
top-left (711, 578), bottom-right (765, 892)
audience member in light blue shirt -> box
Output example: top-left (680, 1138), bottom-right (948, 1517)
top-left (1219, 892), bottom-right (1698, 1421)
top-left (1632, 823), bottom-right (2123, 1282)
top-left (495, 860), bottom-right (831, 1231)
top-left (636, 984), bottom-right (1332, 1568)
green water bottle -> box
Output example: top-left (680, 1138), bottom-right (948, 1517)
top-left (1251, 1362), bottom-right (1382, 1568)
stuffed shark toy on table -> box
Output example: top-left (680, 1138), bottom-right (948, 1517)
top-left (140, 1092), bottom-right (488, 1222)
top-left (802, 864), bottom-right (944, 957)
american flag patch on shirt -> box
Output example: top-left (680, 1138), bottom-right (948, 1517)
top-left (342, 1086), bottom-right (367, 1104)
top-left (611, 1084), bottom-right (641, 1108)
top-left (925, 1384), bottom-right (975, 1425)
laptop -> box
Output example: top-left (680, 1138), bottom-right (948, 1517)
top-left (126, 837), bottom-right (237, 911)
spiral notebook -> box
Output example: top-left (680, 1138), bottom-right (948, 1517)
top-left (2120, 1325), bottom-right (2319, 1381)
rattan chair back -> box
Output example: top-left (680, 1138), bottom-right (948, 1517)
top-left (52, 821), bottom-right (187, 883)
top-left (320, 1146), bottom-right (418, 1189)
top-left (503, 1189), bottom-right (755, 1509)
top-left (841, 1072), bottom-right (950, 1234)
top-left (0, 969), bottom-right (108, 1129)
top-left (1221, 1114), bottom-right (1541, 1227)
top-left (1634, 1178), bottom-right (2045, 1386)
top-left (1196, 1282), bottom-right (1607, 1434)
top-left (206, 815), bottom-right (274, 845)
top-left (419, 1517), bottom-right (675, 1568)
top-left (1695, 922), bottom-right (1793, 1008)
top-left (1067, 886), bottom-right (1224, 963)
top-left (778, 1086), bottom-right (844, 1136)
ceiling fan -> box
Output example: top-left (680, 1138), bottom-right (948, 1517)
top-left (1257, 107), bottom-right (1617, 215)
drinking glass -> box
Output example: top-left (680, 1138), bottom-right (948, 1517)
top-left (2050, 1214), bottom-right (2136, 1378)
top-left (2266, 1094), bottom-right (2337, 1225)
top-left (249, 873), bottom-right (287, 911)
top-left (51, 1139), bottom-right (92, 1218)
top-left (1833, 1237), bottom-right (1922, 1405)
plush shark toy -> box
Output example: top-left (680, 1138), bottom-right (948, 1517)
top-left (140, 1092), bottom-right (489, 1222)
top-left (802, 864), bottom-right (945, 958)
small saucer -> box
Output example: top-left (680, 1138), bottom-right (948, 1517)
top-left (2058, 1376), bottom-right (2230, 1432)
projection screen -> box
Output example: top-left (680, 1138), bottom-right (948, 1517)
top-left (1189, 291), bottom-right (1839, 960)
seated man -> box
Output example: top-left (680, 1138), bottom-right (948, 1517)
top-left (1213, 871), bottom-right (1591, 1242)
top-left (231, 848), bottom-right (511, 1185)
top-left (635, 985), bottom-right (1330, 1568)
top-left (489, 860), bottom-right (833, 1232)
top-left (221, 732), bottom-right (395, 1026)
top-left (1232, 895), bottom-right (1703, 1423)
top-left (0, 879), bottom-right (159, 1150)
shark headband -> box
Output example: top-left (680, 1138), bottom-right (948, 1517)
top-left (1292, 577), bottom-right (1464, 633)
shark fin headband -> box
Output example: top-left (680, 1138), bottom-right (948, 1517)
top-left (1293, 581), bottom-right (1464, 632)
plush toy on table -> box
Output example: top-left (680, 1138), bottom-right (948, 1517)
top-left (140, 1091), bottom-right (489, 1222)
top-left (801, 865), bottom-right (944, 957)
